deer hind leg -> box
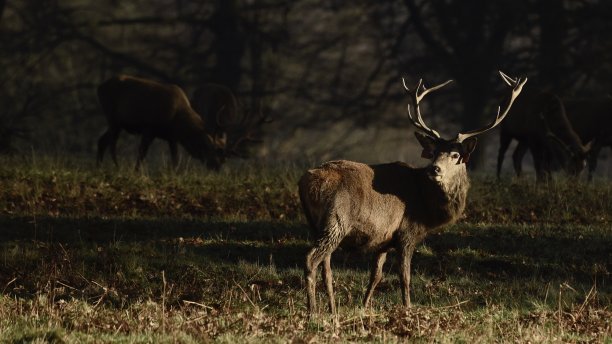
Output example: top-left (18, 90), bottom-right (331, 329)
top-left (497, 132), bottom-right (512, 179)
top-left (363, 251), bottom-right (387, 308)
top-left (305, 227), bottom-right (342, 314)
top-left (135, 134), bottom-right (155, 171)
top-left (512, 141), bottom-right (529, 178)
top-left (97, 127), bottom-right (120, 166)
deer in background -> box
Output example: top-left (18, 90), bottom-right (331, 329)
top-left (496, 87), bottom-right (591, 182)
top-left (191, 83), bottom-right (271, 158)
top-left (190, 83), bottom-right (238, 151)
top-left (564, 98), bottom-right (612, 180)
top-left (509, 97), bottom-right (612, 181)
top-left (299, 71), bottom-right (527, 314)
top-left (97, 75), bottom-right (226, 171)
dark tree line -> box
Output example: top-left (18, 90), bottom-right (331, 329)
top-left (0, 0), bottom-right (611, 166)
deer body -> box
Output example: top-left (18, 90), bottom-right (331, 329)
top-left (300, 159), bottom-right (469, 312)
top-left (499, 96), bottom-right (609, 181)
top-left (97, 75), bottom-right (223, 170)
top-left (300, 72), bottom-right (527, 314)
top-left (496, 87), bottom-right (590, 181)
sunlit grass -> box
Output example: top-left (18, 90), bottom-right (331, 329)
top-left (0, 154), bottom-right (610, 342)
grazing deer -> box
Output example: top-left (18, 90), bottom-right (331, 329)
top-left (97, 75), bottom-right (225, 170)
top-left (299, 71), bottom-right (527, 314)
top-left (565, 98), bottom-right (612, 180)
top-left (510, 98), bottom-right (612, 181)
top-left (496, 87), bottom-right (591, 182)
top-left (190, 83), bottom-right (239, 150)
top-left (191, 83), bottom-right (271, 158)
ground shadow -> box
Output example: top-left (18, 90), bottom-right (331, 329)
top-left (0, 216), bottom-right (609, 285)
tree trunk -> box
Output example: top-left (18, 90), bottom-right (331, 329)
top-left (537, 0), bottom-right (567, 92)
top-left (0, 0), bottom-right (5, 22)
top-left (210, 0), bottom-right (245, 91)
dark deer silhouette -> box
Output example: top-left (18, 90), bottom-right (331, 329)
top-left (510, 97), bottom-right (611, 181)
top-left (191, 83), bottom-right (270, 158)
top-left (96, 75), bottom-right (225, 170)
top-left (299, 71), bottom-right (527, 314)
top-left (496, 87), bottom-right (591, 181)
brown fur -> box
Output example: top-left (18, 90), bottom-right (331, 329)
top-left (299, 152), bottom-right (470, 313)
top-left (300, 72), bottom-right (525, 314)
top-left (96, 75), bottom-right (224, 170)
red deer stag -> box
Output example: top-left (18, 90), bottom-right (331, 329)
top-left (191, 83), bottom-right (270, 158)
top-left (299, 71), bottom-right (527, 314)
top-left (496, 87), bottom-right (591, 182)
top-left (97, 75), bottom-right (225, 170)
top-left (510, 97), bottom-right (611, 181)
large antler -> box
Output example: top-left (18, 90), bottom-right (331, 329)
top-left (402, 78), bottom-right (453, 138)
top-left (228, 103), bottom-right (272, 156)
top-left (455, 71), bottom-right (527, 143)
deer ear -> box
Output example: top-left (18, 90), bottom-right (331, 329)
top-left (459, 137), bottom-right (478, 164)
top-left (415, 132), bottom-right (436, 159)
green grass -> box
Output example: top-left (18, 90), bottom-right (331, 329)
top-left (0, 155), bottom-right (610, 342)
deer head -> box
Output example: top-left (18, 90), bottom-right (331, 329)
top-left (539, 97), bottom-right (593, 177)
top-left (541, 116), bottom-right (592, 177)
top-left (403, 71), bottom-right (527, 182)
top-left (226, 102), bottom-right (272, 158)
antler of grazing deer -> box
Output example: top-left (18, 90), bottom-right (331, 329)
top-left (228, 103), bottom-right (272, 156)
top-left (402, 78), bottom-right (454, 139)
top-left (454, 71), bottom-right (528, 143)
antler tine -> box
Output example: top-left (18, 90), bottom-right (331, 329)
top-left (455, 72), bottom-right (527, 142)
top-left (402, 78), bottom-right (437, 137)
top-left (498, 70), bottom-right (518, 87)
top-left (418, 79), bottom-right (453, 102)
top-left (229, 102), bottom-right (271, 154)
top-left (403, 77), bottom-right (452, 138)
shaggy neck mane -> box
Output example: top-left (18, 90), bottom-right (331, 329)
top-left (419, 167), bottom-right (470, 228)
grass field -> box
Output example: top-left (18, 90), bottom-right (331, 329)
top-left (0, 155), bottom-right (610, 343)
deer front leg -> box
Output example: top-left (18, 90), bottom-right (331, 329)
top-left (97, 127), bottom-right (120, 167)
top-left (512, 141), bottom-right (529, 177)
top-left (135, 134), bottom-right (155, 171)
top-left (587, 143), bottom-right (601, 181)
top-left (399, 244), bottom-right (416, 307)
top-left (531, 141), bottom-right (551, 183)
top-left (363, 251), bottom-right (387, 308)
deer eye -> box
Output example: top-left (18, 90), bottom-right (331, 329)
top-left (450, 152), bottom-right (460, 159)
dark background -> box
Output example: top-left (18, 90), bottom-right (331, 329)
top-left (1, 0), bottom-right (611, 171)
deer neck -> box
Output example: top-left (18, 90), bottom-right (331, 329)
top-left (419, 166), bottom-right (470, 228)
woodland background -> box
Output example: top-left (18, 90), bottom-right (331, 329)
top-left (1, 0), bottom-right (612, 173)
